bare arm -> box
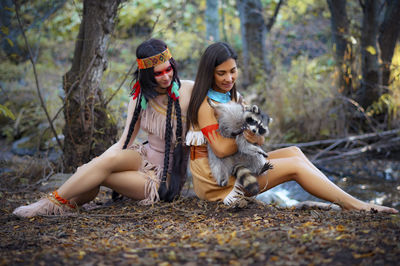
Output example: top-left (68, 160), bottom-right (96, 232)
top-left (104, 97), bottom-right (141, 153)
top-left (243, 130), bottom-right (265, 145)
top-left (178, 80), bottom-right (194, 114)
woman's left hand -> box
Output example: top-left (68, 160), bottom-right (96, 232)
top-left (244, 130), bottom-right (264, 145)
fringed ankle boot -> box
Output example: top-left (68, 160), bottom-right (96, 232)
top-left (223, 181), bottom-right (244, 206)
top-left (13, 191), bottom-right (76, 218)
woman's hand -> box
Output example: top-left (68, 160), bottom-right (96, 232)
top-left (244, 130), bottom-right (264, 145)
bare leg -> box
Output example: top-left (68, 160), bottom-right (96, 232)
top-left (69, 187), bottom-right (100, 206)
top-left (259, 146), bottom-right (398, 213)
top-left (13, 149), bottom-right (148, 218)
top-left (57, 149), bottom-right (146, 204)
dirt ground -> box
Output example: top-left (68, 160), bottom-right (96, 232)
top-left (1, 144), bottom-right (399, 265)
top-left (1, 187), bottom-right (399, 265)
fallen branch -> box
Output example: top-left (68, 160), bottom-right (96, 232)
top-left (269, 128), bottom-right (400, 149)
top-left (313, 136), bottom-right (400, 163)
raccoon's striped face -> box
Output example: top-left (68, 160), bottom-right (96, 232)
top-left (244, 112), bottom-right (271, 136)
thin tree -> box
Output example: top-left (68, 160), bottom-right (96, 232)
top-left (357, 0), bottom-right (383, 109)
top-left (205, 0), bottom-right (220, 42)
top-left (328, 0), bottom-right (400, 127)
top-left (378, 0), bottom-right (400, 91)
top-left (236, 0), bottom-right (283, 88)
top-left (62, 0), bottom-right (123, 170)
top-left (327, 0), bottom-right (354, 96)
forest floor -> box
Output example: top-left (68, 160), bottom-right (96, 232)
top-left (0, 148), bottom-right (399, 265)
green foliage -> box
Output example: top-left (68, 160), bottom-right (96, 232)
top-left (390, 45), bottom-right (400, 93)
top-left (250, 54), bottom-right (340, 142)
top-left (2, 0), bottom-right (398, 149)
top-left (0, 104), bottom-right (15, 120)
top-left (277, 0), bottom-right (330, 25)
top-left (364, 44), bottom-right (400, 129)
top-left (0, 60), bottom-right (26, 80)
top-left (43, 1), bottom-right (82, 41)
top-left (367, 94), bottom-right (398, 127)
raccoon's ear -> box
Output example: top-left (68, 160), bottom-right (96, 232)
top-left (269, 117), bottom-right (273, 124)
top-left (207, 98), bottom-right (217, 109)
top-left (244, 104), bottom-right (251, 111)
top-left (252, 105), bottom-right (260, 114)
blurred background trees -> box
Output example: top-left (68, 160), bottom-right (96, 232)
top-left (1, 0), bottom-right (399, 170)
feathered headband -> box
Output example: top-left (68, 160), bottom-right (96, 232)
top-left (136, 48), bottom-right (172, 69)
top-left (132, 47), bottom-right (178, 109)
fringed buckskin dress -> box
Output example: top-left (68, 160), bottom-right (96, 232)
top-left (130, 92), bottom-right (188, 205)
top-left (185, 124), bottom-right (237, 202)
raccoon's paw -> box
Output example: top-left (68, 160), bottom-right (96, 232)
top-left (259, 162), bottom-right (273, 175)
top-left (258, 150), bottom-right (268, 158)
top-left (247, 145), bottom-right (267, 157)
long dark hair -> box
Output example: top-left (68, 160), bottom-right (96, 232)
top-left (187, 42), bottom-right (238, 128)
top-left (116, 39), bottom-right (185, 202)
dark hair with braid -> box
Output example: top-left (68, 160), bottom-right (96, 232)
top-left (134, 39), bottom-right (181, 99)
top-left (113, 38), bottom-right (186, 202)
top-left (122, 100), bottom-right (141, 149)
top-left (158, 94), bottom-right (185, 202)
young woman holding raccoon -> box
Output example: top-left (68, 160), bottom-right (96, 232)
top-left (13, 39), bottom-right (194, 218)
top-left (186, 42), bottom-right (397, 213)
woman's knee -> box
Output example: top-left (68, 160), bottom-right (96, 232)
top-left (121, 149), bottom-right (142, 166)
top-left (101, 149), bottom-right (136, 162)
top-left (289, 156), bottom-right (310, 181)
top-left (285, 146), bottom-right (304, 158)
top-left (100, 149), bottom-right (120, 161)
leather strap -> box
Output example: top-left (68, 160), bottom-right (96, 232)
top-left (190, 145), bottom-right (208, 160)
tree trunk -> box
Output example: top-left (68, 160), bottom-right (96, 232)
top-left (378, 0), bottom-right (400, 91)
top-left (205, 0), bottom-right (220, 42)
top-left (237, 0), bottom-right (268, 88)
top-left (62, 0), bottom-right (121, 170)
top-left (327, 0), bottom-right (354, 96)
top-left (357, 0), bottom-right (383, 109)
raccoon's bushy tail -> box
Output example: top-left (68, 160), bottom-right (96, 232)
top-left (232, 164), bottom-right (259, 196)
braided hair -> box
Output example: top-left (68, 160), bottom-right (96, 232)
top-left (158, 92), bottom-right (185, 202)
top-left (114, 39), bottom-right (186, 202)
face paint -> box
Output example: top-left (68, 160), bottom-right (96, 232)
top-left (154, 61), bottom-right (174, 89)
top-left (154, 65), bottom-right (173, 77)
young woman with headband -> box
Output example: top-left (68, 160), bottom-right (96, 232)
top-left (186, 42), bottom-right (398, 213)
top-left (14, 39), bottom-right (194, 217)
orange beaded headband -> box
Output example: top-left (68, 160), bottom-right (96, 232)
top-left (136, 48), bottom-right (172, 69)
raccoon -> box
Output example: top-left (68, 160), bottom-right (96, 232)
top-left (207, 99), bottom-right (273, 196)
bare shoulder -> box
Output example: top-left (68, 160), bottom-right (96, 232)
top-left (180, 80), bottom-right (194, 95)
top-left (199, 97), bottom-right (212, 112)
top-left (178, 80), bottom-right (194, 113)
top-left (198, 97), bottom-right (216, 123)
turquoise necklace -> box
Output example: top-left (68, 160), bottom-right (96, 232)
top-left (207, 88), bottom-right (231, 103)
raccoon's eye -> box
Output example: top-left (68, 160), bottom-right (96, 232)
top-left (246, 117), bottom-right (257, 125)
top-left (259, 127), bottom-right (266, 135)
